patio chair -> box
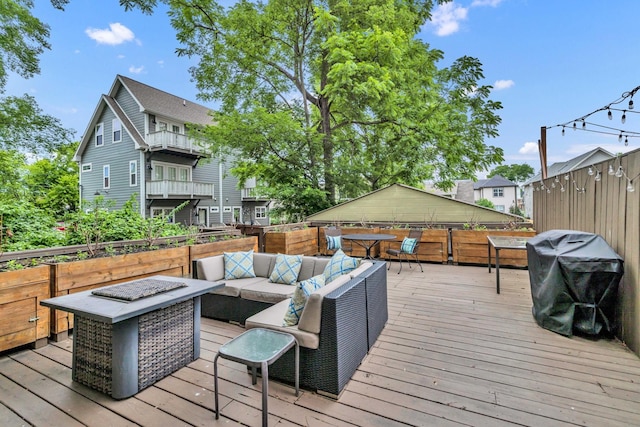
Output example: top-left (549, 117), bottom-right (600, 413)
top-left (386, 228), bottom-right (424, 274)
top-left (324, 227), bottom-right (353, 255)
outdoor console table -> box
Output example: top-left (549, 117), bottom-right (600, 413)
top-left (215, 328), bottom-right (298, 427)
top-left (487, 235), bottom-right (532, 294)
top-left (342, 233), bottom-right (396, 259)
top-left (40, 275), bottom-right (222, 399)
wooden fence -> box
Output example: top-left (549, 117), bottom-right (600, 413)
top-left (533, 148), bottom-right (640, 356)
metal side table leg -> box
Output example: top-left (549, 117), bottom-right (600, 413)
top-left (261, 361), bottom-right (269, 427)
top-left (214, 353), bottom-right (220, 420)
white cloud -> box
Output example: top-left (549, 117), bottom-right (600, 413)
top-left (86, 23), bottom-right (135, 45)
top-left (430, 3), bottom-right (468, 36)
top-left (519, 142), bottom-right (539, 155)
top-left (494, 79), bottom-right (515, 90)
top-left (157, 60), bottom-right (165, 67)
top-left (117, 54), bottom-right (125, 59)
top-left (129, 65), bottom-right (144, 74)
top-left (471, 0), bottom-right (504, 7)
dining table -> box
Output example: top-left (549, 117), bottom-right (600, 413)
top-left (342, 233), bottom-right (397, 259)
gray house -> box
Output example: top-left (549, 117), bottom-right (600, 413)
top-left (74, 75), bottom-right (270, 226)
top-left (472, 175), bottom-right (519, 213)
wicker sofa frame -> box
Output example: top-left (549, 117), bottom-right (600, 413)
top-left (194, 255), bottom-right (388, 397)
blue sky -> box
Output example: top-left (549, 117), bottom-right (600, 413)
top-left (6, 0), bottom-right (640, 174)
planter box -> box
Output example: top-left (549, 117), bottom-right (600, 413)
top-left (0, 265), bottom-right (50, 352)
top-left (379, 229), bottom-right (449, 264)
top-left (265, 227), bottom-right (318, 255)
top-left (451, 230), bottom-right (536, 267)
top-left (190, 236), bottom-right (258, 260)
top-left (50, 246), bottom-right (190, 338)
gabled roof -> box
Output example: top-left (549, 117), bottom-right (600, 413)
top-left (74, 75), bottom-right (213, 161)
top-left (523, 147), bottom-right (615, 186)
top-left (306, 183), bottom-right (524, 224)
top-left (473, 175), bottom-right (518, 190)
top-left (115, 75), bottom-right (212, 125)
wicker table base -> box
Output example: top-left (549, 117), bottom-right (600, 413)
top-left (41, 276), bottom-right (223, 399)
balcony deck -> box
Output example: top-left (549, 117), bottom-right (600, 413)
top-left (2, 263), bottom-right (640, 426)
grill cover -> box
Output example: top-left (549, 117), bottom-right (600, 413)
top-left (526, 230), bottom-right (623, 337)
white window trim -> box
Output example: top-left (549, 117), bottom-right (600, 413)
top-left (255, 206), bottom-right (267, 219)
top-left (151, 207), bottom-right (176, 223)
top-left (112, 118), bottom-right (122, 143)
top-left (95, 123), bottom-right (104, 146)
top-left (103, 164), bottom-right (110, 189)
top-left (129, 160), bottom-right (137, 187)
top-left (493, 187), bottom-right (504, 197)
top-left (81, 163), bottom-right (92, 172)
top-left (150, 161), bottom-right (191, 181)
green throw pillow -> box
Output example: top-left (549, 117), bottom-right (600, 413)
top-left (323, 249), bottom-right (359, 283)
top-left (269, 253), bottom-right (303, 285)
top-left (283, 274), bottom-right (325, 326)
top-left (224, 250), bottom-right (256, 279)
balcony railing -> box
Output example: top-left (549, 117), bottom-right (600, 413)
top-left (241, 187), bottom-right (269, 201)
top-left (146, 180), bottom-right (214, 199)
top-left (146, 131), bottom-right (209, 156)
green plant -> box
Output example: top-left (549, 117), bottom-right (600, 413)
top-left (5, 259), bottom-right (25, 270)
top-left (104, 245), bottom-right (116, 257)
top-left (76, 251), bottom-right (89, 260)
top-left (53, 255), bottom-right (70, 263)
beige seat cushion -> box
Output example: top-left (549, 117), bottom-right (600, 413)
top-left (240, 281), bottom-right (296, 303)
top-left (211, 277), bottom-right (265, 297)
top-left (245, 300), bottom-right (320, 349)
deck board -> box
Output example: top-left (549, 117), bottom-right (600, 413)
top-left (2, 262), bottom-right (640, 426)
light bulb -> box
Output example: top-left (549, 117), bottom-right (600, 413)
top-left (582, 120), bottom-right (586, 129)
top-left (588, 167), bottom-right (594, 176)
top-left (627, 180), bottom-right (635, 192)
top-left (629, 99), bottom-right (634, 110)
top-left (573, 122), bottom-right (577, 131)
top-left (615, 166), bottom-right (624, 178)
top-left (561, 186), bottom-right (565, 193)
top-left (561, 127), bottom-right (565, 136)
top-left (608, 109), bottom-right (613, 120)
top-left (546, 188), bottom-right (551, 193)
top-left (555, 176), bottom-right (560, 183)
top-left (564, 174), bottom-right (569, 181)
top-left (595, 172), bottom-right (601, 182)
top-left (551, 182), bottom-right (556, 188)
top-left (622, 111), bottom-right (626, 124)
top-left (625, 137), bottom-right (629, 146)
top-left (608, 165), bottom-right (615, 175)
top-left (619, 133), bottom-right (623, 142)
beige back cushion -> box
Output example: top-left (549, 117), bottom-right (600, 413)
top-left (297, 274), bottom-right (352, 334)
top-left (196, 255), bottom-right (224, 281)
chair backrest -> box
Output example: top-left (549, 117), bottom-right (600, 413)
top-left (404, 228), bottom-right (423, 254)
top-left (324, 227), bottom-right (341, 238)
top-left (324, 227), bottom-right (342, 251)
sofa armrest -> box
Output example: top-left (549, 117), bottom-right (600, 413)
top-left (193, 255), bottom-right (225, 281)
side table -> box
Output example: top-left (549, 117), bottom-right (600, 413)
top-left (214, 328), bottom-right (299, 427)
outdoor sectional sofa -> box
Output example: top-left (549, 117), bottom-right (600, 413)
top-left (192, 251), bottom-right (388, 397)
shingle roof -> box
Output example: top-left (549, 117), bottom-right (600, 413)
top-left (473, 175), bottom-right (518, 190)
top-left (523, 147), bottom-right (615, 185)
top-left (117, 75), bottom-right (213, 125)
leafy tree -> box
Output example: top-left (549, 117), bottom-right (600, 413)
top-left (25, 141), bottom-right (79, 218)
top-left (0, 149), bottom-right (27, 201)
top-left (122, 0), bottom-right (504, 218)
top-left (476, 198), bottom-right (494, 209)
top-left (488, 163), bottom-right (534, 185)
top-left (0, 1), bottom-right (75, 154)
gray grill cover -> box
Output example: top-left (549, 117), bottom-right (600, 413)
top-left (526, 230), bottom-right (623, 337)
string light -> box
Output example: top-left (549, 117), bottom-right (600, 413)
top-left (608, 165), bottom-right (615, 175)
top-left (608, 109), bottom-right (613, 120)
top-left (630, 98), bottom-right (634, 110)
top-left (615, 166), bottom-right (624, 178)
top-left (622, 111), bottom-right (627, 124)
top-left (588, 167), bottom-right (594, 176)
top-left (627, 179), bottom-right (635, 192)
top-left (595, 171), bottom-right (601, 182)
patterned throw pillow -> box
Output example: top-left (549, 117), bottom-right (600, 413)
top-left (401, 237), bottom-right (417, 254)
top-left (323, 249), bottom-right (359, 283)
top-left (283, 274), bottom-right (325, 326)
top-left (224, 250), bottom-right (256, 279)
top-left (269, 253), bottom-right (303, 285)
top-left (326, 235), bottom-right (342, 250)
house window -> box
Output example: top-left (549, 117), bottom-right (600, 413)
top-left (493, 187), bottom-right (504, 197)
top-left (129, 161), bottom-right (137, 186)
top-left (95, 123), bottom-right (104, 146)
top-left (495, 205), bottom-right (505, 212)
top-left (255, 206), bottom-right (267, 219)
top-left (81, 163), bottom-right (92, 172)
top-left (172, 125), bottom-right (180, 133)
top-left (113, 118), bottom-right (122, 143)
top-left (151, 207), bottom-right (175, 223)
top-left (103, 165), bottom-right (110, 189)
top-left (151, 162), bottom-right (191, 181)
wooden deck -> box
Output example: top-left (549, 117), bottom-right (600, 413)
top-left (2, 262), bottom-right (640, 426)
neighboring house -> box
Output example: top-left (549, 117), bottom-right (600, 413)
top-left (473, 175), bottom-right (519, 213)
top-left (522, 147), bottom-right (615, 218)
top-left (74, 75), bottom-right (271, 226)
